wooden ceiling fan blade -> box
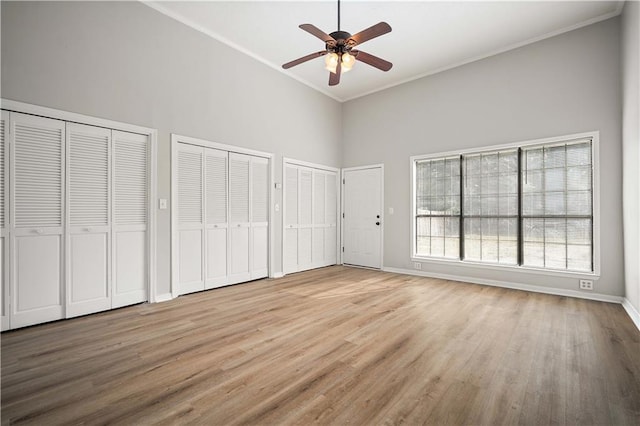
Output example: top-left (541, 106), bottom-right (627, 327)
top-left (350, 22), bottom-right (392, 46)
top-left (282, 51), bottom-right (327, 69)
top-left (329, 60), bottom-right (342, 86)
top-left (352, 50), bottom-right (393, 72)
top-left (299, 24), bottom-right (335, 44)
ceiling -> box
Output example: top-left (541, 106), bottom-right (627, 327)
top-left (145, 1), bottom-right (623, 102)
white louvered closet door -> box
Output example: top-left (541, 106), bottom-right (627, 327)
top-left (112, 130), bottom-right (149, 307)
top-left (66, 123), bottom-right (111, 318)
top-left (204, 148), bottom-right (228, 289)
top-left (1, 111), bottom-right (8, 331)
top-left (325, 172), bottom-right (338, 265)
top-left (312, 171), bottom-right (326, 267)
top-left (298, 168), bottom-right (313, 271)
top-left (229, 153), bottom-right (251, 284)
top-left (283, 165), bottom-right (299, 274)
top-left (10, 113), bottom-right (66, 328)
top-left (250, 156), bottom-right (269, 280)
top-left (176, 143), bottom-right (204, 295)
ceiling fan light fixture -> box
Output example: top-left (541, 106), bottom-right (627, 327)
top-left (324, 52), bottom-right (339, 73)
top-left (341, 52), bottom-right (355, 72)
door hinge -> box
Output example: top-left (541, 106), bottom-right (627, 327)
top-left (342, 247), bottom-right (344, 252)
top-left (342, 212), bottom-right (345, 219)
top-left (342, 178), bottom-right (345, 184)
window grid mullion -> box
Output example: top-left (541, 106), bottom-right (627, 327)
top-left (517, 148), bottom-right (523, 266)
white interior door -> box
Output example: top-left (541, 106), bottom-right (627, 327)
top-left (10, 113), bottom-right (66, 328)
top-left (66, 123), bottom-right (111, 318)
top-left (1, 111), bottom-right (9, 331)
top-left (112, 130), bottom-right (149, 307)
top-left (229, 152), bottom-right (251, 284)
top-left (343, 166), bottom-right (383, 269)
top-left (205, 148), bottom-right (228, 289)
top-left (250, 156), bottom-right (269, 279)
top-left (176, 143), bottom-right (204, 295)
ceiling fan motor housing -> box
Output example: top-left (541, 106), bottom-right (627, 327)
top-left (327, 31), bottom-right (355, 53)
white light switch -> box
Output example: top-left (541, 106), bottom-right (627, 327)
top-left (159, 199), bottom-right (168, 210)
top-left (275, 203), bottom-right (280, 212)
top-left (389, 207), bottom-right (394, 215)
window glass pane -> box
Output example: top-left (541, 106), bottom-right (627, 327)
top-left (498, 218), bottom-right (518, 264)
top-left (463, 150), bottom-right (517, 265)
top-left (521, 140), bottom-right (593, 272)
top-left (415, 155), bottom-right (460, 261)
top-left (464, 218), bottom-right (481, 261)
top-left (416, 217), bottom-right (431, 256)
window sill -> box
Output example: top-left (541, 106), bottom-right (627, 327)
top-left (410, 255), bottom-right (600, 280)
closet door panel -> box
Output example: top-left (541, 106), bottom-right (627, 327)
top-left (298, 169), bottom-right (313, 271)
top-left (298, 228), bottom-right (312, 270)
top-left (11, 113), bottom-right (65, 328)
top-left (206, 228), bottom-right (227, 286)
top-left (251, 157), bottom-right (268, 279)
top-left (205, 149), bottom-right (228, 289)
top-left (66, 123), bottom-right (111, 318)
top-left (112, 131), bottom-right (148, 306)
top-left (312, 171), bottom-right (326, 266)
top-left (283, 165), bottom-right (299, 274)
top-left (1, 112), bottom-right (8, 330)
top-left (115, 231), bottom-right (146, 298)
top-left (284, 229), bottom-right (298, 274)
top-left (176, 144), bottom-right (204, 295)
top-left (15, 235), bottom-right (62, 324)
top-left (179, 229), bottom-right (203, 294)
top-left (325, 172), bottom-right (338, 266)
top-left (229, 153), bottom-right (250, 283)
top-left (69, 233), bottom-right (108, 303)
top-left (252, 226), bottom-right (268, 279)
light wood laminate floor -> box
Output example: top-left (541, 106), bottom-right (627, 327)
top-left (2, 266), bottom-right (640, 425)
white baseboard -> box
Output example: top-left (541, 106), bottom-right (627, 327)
top-left (154, 293), bottom-right (174, 303)
top-left (382, 267), bottom-right (624, 304)
top-left (622, 298), bottom-right (640, 332)
top-left (271, 272), bottom-right (284, 279)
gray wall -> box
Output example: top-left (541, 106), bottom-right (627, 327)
top-left (1, 1), bottom-right (343, 297)
top-left (342, 18), bottom-right (624, 297)
top-left (622, 0), bottom-right (640, 311)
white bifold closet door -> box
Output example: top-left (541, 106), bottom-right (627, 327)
top-left (250, 156), bottom-right (269, 280)
top-left (283, 165), bottom-right (299, 275)
top-left (10, 113), bottom-right (66, 328)
top-left (112, 130), bottom-right (149, 308)
top-left (283, 163), bottom-right (338, 274)
top-left (229, 153), bottom-right (270, 283)
top-left (177, 144), bottom-right (205, 295)
top-left (205, 148), bottom-right (228, 289)
top-left (176, 145), bottom-right (268, 295)
top-left (1, 111), bottom-right (8, 330)
top-left (228, 153), bottom-right (251, 283)
top-left (65, 123), bottom-right (111, 318)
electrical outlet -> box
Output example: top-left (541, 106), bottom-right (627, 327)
top-left (579, 279), bottom-right (593, 290)
top-left (414, 262), bottom-right (422, 270)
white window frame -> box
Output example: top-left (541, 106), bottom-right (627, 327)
top-left (410, 131), bottom-right (600, 279)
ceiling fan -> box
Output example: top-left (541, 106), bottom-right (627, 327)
top-left (282, 0), bottom-right (393, 86)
